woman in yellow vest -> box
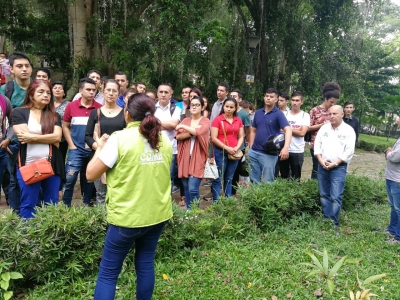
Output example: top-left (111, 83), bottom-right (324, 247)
top-left (87, 93), bottom-right (173, 300)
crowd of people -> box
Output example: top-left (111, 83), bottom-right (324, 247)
top-left (1, 50), bottom-right (399, 299)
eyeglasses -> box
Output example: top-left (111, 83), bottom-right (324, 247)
top-left (190, 103), bottom-right (201, 108)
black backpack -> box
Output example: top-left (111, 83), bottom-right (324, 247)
top-left (4, 81), bottom-right (14, 100)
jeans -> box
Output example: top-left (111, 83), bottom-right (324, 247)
top-left (212, 147), bottom-right (239, 200)
top-left (62, 149), bottom-right (94, 206)
top-left (16, 170), bottom-right (60, 218)
top-left (279, 152), bottom-right (304, 181)
top-left (386, 179), bottom-right (400, 240)
top-left (94, 222), bottom-right (167, 300)
top-left (170, 154), bottom-right (177, 193)
top-left (310, 148), bottom-right (318, 180)
top-left (7, 141), bottom-right (20, 213)
top-left (181, 176), bottom-right (202, 209)
top-left (248, 148), bottom-right (278, 183)
top-left (317, 164), bottom-right (347, 226)
top-left (0, 148), bottom-right (9, 201)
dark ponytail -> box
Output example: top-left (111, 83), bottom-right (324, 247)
top-left (126, 94), bottom-right (162, 150)
top-left (322, 82), bottom-right (341, 100)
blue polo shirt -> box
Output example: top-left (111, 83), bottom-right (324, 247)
top-left (63, 98), bottom-right (102, 152)
top-left (251, 106), bottom-right (289, 154)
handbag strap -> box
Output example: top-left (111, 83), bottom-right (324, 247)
top-left (221, 121), bottom-right (230, 147)
top-left (18, 144), bottom-right (53, 168)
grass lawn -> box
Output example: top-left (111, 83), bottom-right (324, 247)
top-left (25, 202), bottom-right (400, 300)
top-left (359, 133), bottom-right (396, 146)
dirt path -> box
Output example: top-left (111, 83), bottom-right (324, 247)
top-left (0, 148), bottom-right (386, 211)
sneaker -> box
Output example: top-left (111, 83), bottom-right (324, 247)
top-left (386, 238), bottom-right (400, 245)
top-left (203, 192), bottom-right (213, 201)
top-left (202, 181), bottom-right (212, 187)
top-left (382, 230), bottom-right (395, 237)
top-left (334, 226), bottom-right (340, 236)
top-left (172, 185), bottom-right (179, 194)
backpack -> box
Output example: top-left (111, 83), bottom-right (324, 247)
top-left (169, 102), bottom-right (176, 116)
top-left (4, 81), bottom-right (14, 100)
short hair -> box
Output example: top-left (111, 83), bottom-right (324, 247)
top-left (87, 69), bottom-right (101, 78)
top-left (36, 68), bottom-right (51, 79)
top-left (239, 100), bottom-right (250, 109)
top-left (115, 71), bottom-right (127, 78)
top-left (0, 52), bottom-right (7, 58)
top-left (322, 82), bottom-right (341, 100)
top-left (9, 52), bottom-right (32, 67)
top-left (100, 76), bottom-right (109, 84)
top-left (158, 82), bottom-right (173, 89)
top-left (124, 87), bottom-right (137, 96)
top-left (182, 86), bottom-right (192, 91)
top-left (79, 78), bottom-right (96, 89)
top-left (265, 88), bottom-right (278, 96)
top-left (52, 81), bottom-right (66, 98)
top-left (231, 88), bottom-right (243, 99)
top-left (136, 81), bottom-right (146, 87)
top-left (291, 91), bottom-right (303, 99)
top-left (218, 82), bottom-right (230, 92)
top-left (344, 101), bottom-right (355, 107)
top-left (279, 92), bottom-right (289, 100)
top-left (248, 102), bottom-right (255, 111)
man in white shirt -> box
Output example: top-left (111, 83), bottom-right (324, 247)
top-left (314, 105), bottom-right (355, 234)
top-left (154, 83), bottom-right (181, 191)
top-left (279, 91), bottom-right (310, 180)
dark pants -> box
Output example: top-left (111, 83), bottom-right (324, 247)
top-left (7, 141), bottom-right (20, 213)
top-left (310, 148), bottom-right (318, 180)
top-left (279, 152), bottom-right (304, 181)
top-left (232, 149), bottom-right (245, 195)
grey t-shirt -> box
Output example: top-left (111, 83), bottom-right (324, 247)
top-left (386, 138), bottom-right (400, 182)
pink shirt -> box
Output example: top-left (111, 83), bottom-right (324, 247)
top-left (211, 114), bottom-right (243, 148)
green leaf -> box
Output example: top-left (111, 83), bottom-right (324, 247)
top-left (306, 252), bottom-right (323, 271)
top-left (328, 256), bottom-right (347, 279)
top-left (4, 291), bottom-right (13, 300)
top-left (327, 278), bottom-right (334, 295)
top-left (305, 269), bottom-right (322, 278)
top-left (323, 248), bottom-right (329, 274)
top-left (10, 272), bottom-right (23, 280)
top-left (362, 273), bottom-right (388, 285)
top-left (1, 279), bottom-right (9, 291)
top-left (1, 272), bottom-right (10, 281)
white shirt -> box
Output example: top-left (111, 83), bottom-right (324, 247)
top-left (154, 101), bottom-right (181, 154)
top-left (314, 121), bottom-right (356, 163)
top-left (284, 110), bottom-right (310, 153)
top-left (73, 92), bottom-right (105, 106)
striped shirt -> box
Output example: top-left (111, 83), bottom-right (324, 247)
top-left (63, 98), bottom-right (101, 152)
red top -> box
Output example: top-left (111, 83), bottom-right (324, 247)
top-left (211, 114), bottom-right (243, 148)
top-left (176, 117), bottom-right (211, 178)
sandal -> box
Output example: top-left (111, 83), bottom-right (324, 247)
top-left (179, 197), bottom-right (186, 207)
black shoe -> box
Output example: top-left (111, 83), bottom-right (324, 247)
top-left (83, 202), bottom-right (94, 207)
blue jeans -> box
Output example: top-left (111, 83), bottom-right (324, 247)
top-left (317, 164), bottom-right (347, 226)
top-left (248, 148), bottom-right (278, 183)
top-left (62, 148), bottom-right (94, 206)
top-left (0, 148), bottom-right (9, 198)
top-left (181, 176), bottom-right (202, 209)
top-left (94, 222), bottom-right (167, 300)
top-left (212, 147), bottom-right (239, 200)
top-left (7, 141), bottom-right (20, 213)
top-left (386, 179), bottom-right (400, 240)
top-left (16, 170), bottom-right (60, 218)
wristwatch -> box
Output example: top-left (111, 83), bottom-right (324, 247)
top-left (335, 162), bottom-right (339, 167)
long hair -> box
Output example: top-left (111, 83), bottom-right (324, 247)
top-left (187, 87), bottom-right (203, 109)
top-left (23, 80), bottom-right (58, 134)
top-left (126, 94), bottom-right (162, 151)
top-left (219, 97), bottom-right (238, 117)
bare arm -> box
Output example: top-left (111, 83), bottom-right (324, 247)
top-left (14, 124), bottom-right (62, 144)
top-left (161, 119), bottom-right (179, 130)
top-left (249, 127), bottom-right (256, 149)
top-left (292, 125), bottom-right (308, 137)
top-left (62, 122), bottom-right (76, 149)
top-left (244, 126), bottom-right (250, 145)
top-left (86, 134), bottom-right (110, 181)
top-left (279, 126), bottom-right (292, 160)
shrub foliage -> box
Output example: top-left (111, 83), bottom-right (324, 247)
top-left (0, 176), bottom-right (386, 290)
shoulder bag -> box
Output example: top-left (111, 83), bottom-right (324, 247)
top-left (221, 121), bottom-right (243, 161)
top-left (18, 145), bottom-right (54, 185)
top-left (204, 144), bottom-right (219, 180)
